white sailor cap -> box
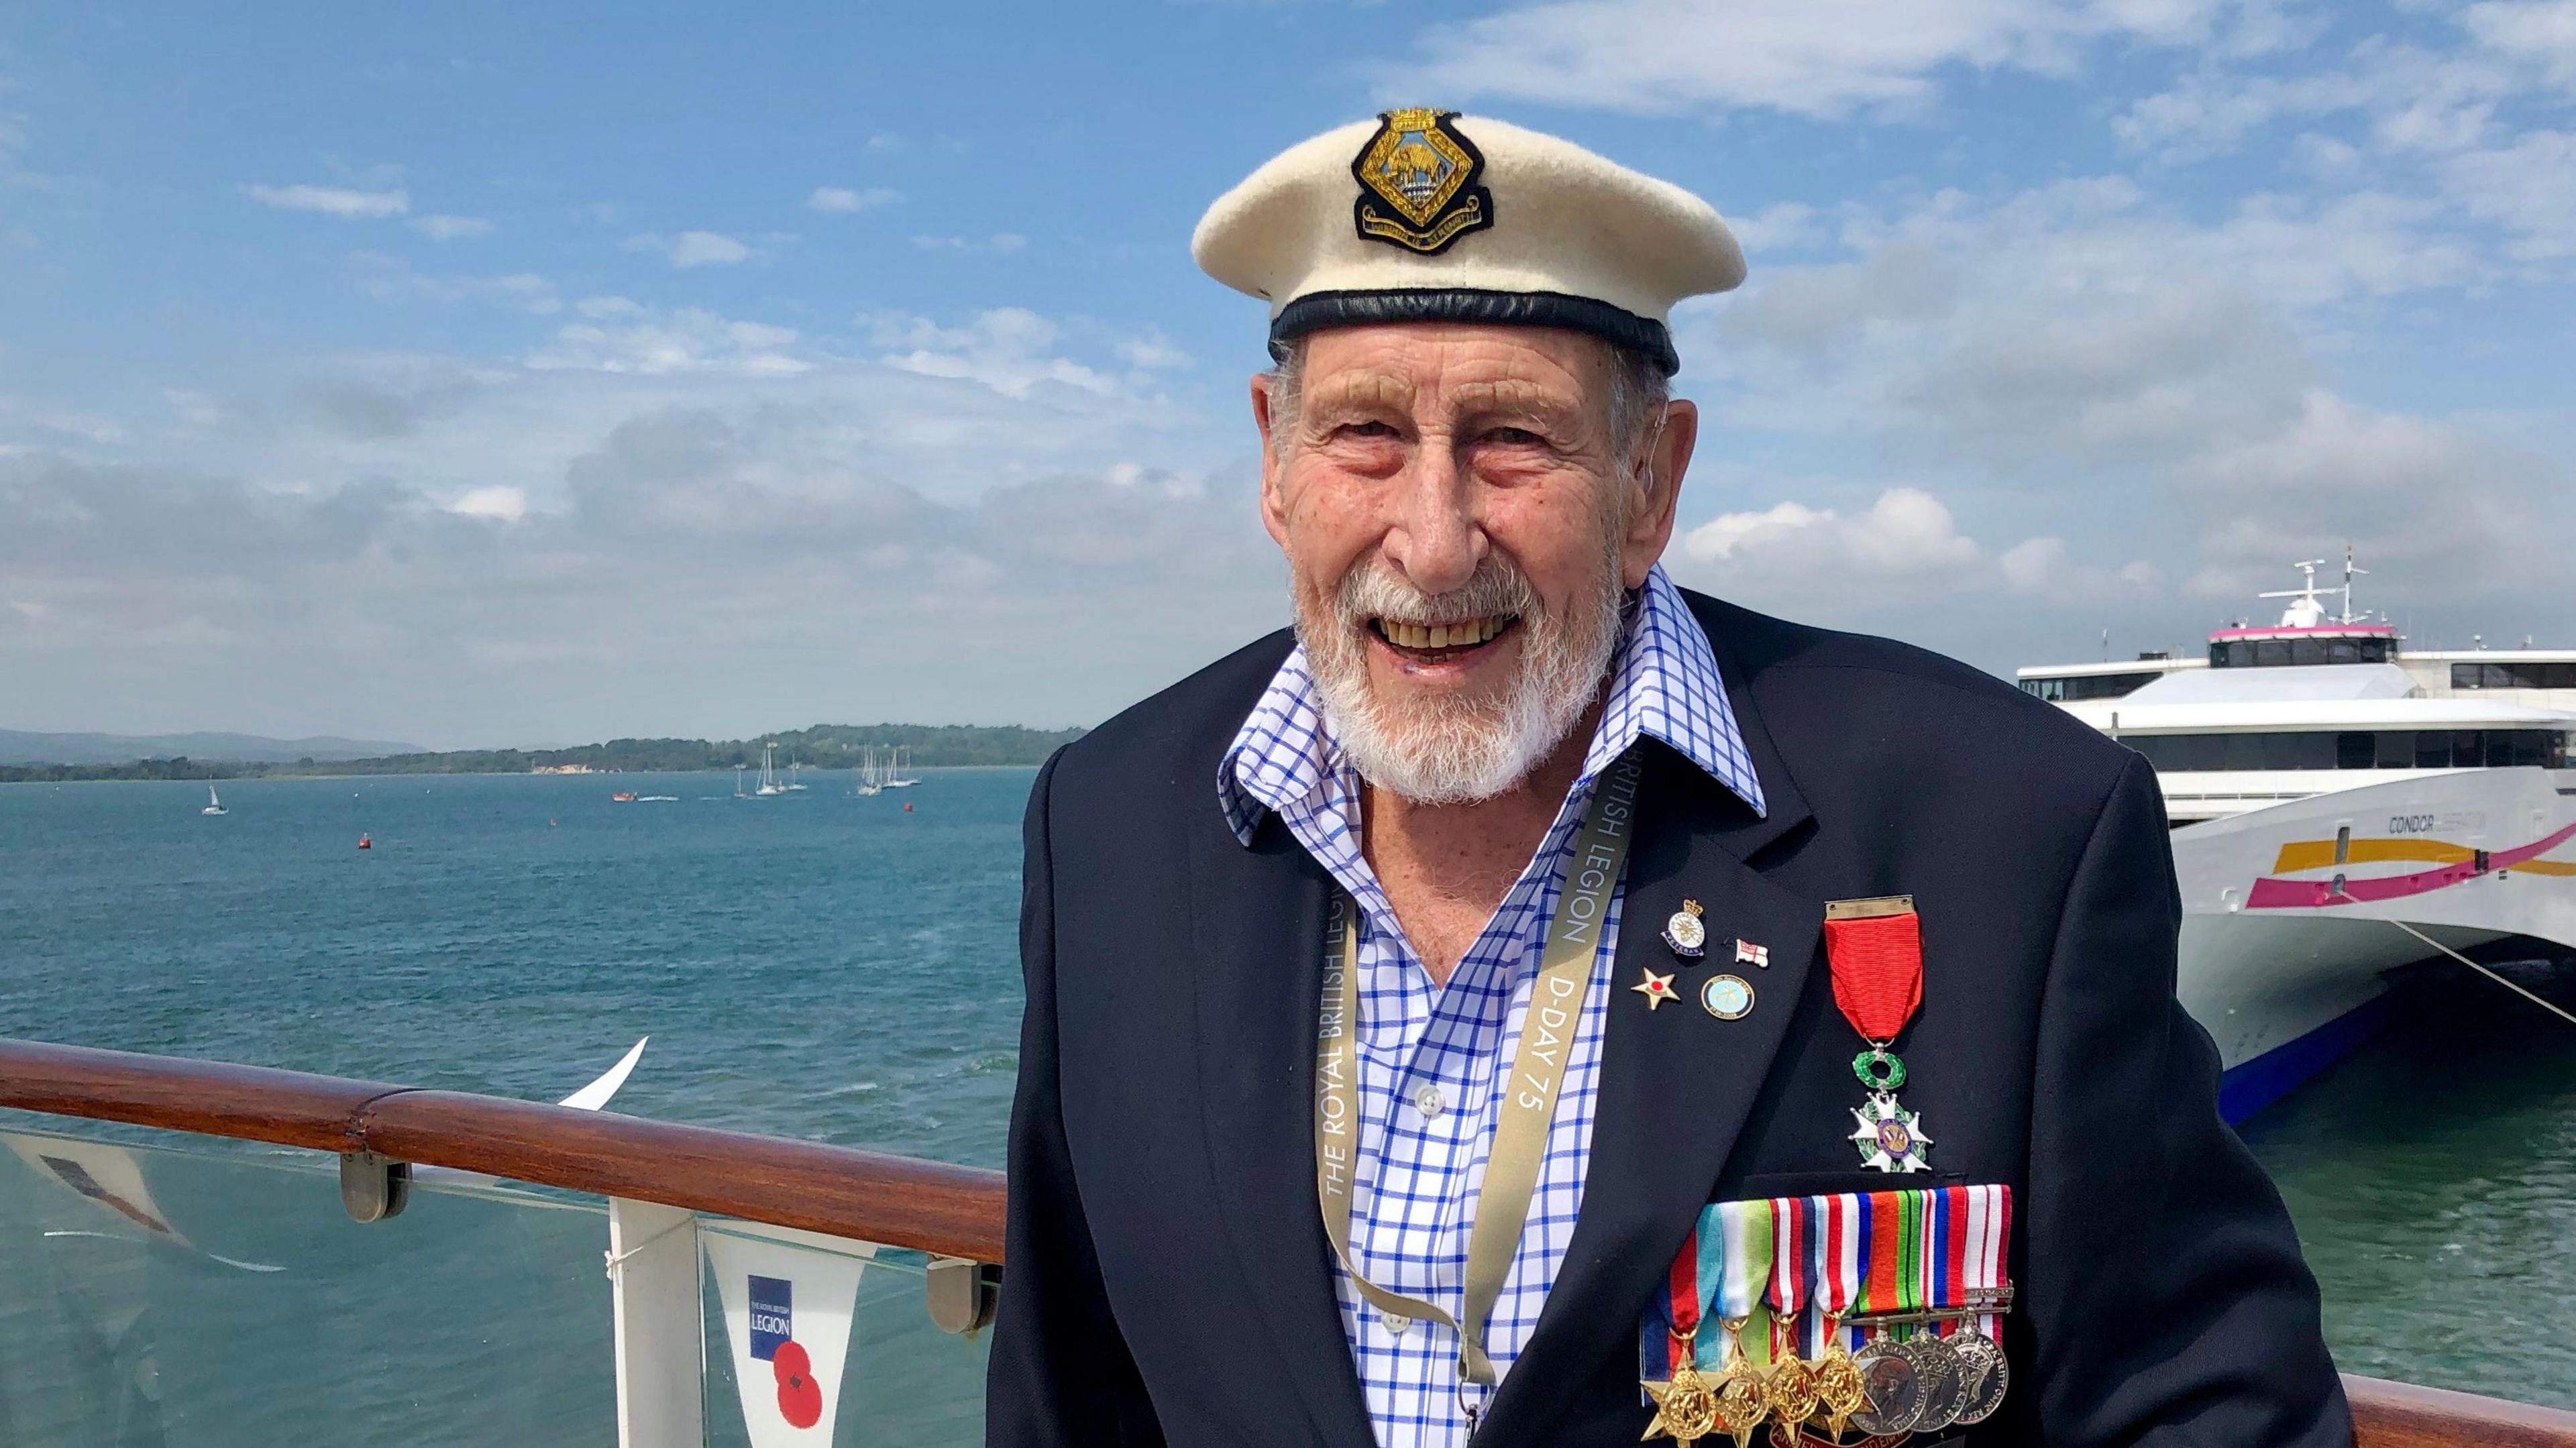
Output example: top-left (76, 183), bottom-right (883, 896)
top-left (1191, 110), bottom-right (1744, 376)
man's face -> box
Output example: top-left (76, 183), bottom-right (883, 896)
top-left (1251, 323), bottom-right (1697, 803)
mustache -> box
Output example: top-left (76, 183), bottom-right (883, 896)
top-left (1330, 554), bottom-right (1540, 632)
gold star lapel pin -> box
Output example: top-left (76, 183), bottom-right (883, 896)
top-left (1632, 968), bottom-right (1679, 1010)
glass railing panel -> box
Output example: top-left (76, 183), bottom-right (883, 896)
top-left (698, 1220), bottom-right (988, 1448)
top-left (0, 1121), bottom-right (612, 1447)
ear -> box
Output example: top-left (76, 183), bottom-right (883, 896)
top-left (1251, 372), bottom-right (1291, 550)
top-left (1620, 398), bottom-right (1696, 590)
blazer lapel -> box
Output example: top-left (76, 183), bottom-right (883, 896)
top-left (1477, 738), bottom-right (1826, 1447)
top-left (1186, 811), bottom-right (1378, 1448)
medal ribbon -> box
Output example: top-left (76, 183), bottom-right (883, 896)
top-left (1715, 1196), bottom-right (1774, 1370)
top-left (1766, 1193), bottom-right (1807, 1361)
top-left (1822, 902), bottom-right (1922, 1045)
top-left (1966, 1184), bottom-right (2011, 1338)
top-left (1314, 750), bottom-right (1644, 1387)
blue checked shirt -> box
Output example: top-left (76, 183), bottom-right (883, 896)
top-left (1218, 565), bottom-right (1764, 1448)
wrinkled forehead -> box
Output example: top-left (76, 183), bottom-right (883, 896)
top-left (1293, 322), bottom-right (1615, 420)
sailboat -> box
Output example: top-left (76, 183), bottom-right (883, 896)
top-left (883, 747), bottom-right (918, 789)
top-left (853, 745), bottom-right (885, 797)
top-left (754, 742), bottom-right (788, 797)
top-left (201, 785), bottom-right (227, 816)
top-left (734, 766), bottom-right (749, 799)
top-left (783, 746), bottom-right (809, 791)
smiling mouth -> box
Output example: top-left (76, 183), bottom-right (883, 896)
top-left (1371, 612), bottom-right (1519, 663)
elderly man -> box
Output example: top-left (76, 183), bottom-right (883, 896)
top-left (988, 113), bottom-right (2349, 1448)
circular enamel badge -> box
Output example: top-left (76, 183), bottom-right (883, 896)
top-left (1701, 972), bottom-right (1755, 1020)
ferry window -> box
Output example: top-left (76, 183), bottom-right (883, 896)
top-left (2211, 637), bottom-right (2396, 668)
top-left (2125, 729), bottom-right (2570, 771)
top-left (2019, 671), bottom-right (2157, 702)
top-left (2453, 661), bottom-right (2576, 689)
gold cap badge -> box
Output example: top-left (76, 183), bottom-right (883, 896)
top-left (1350, 108), bottom-right (1494, 256)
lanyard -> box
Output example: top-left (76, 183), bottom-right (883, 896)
top-left (1313, 749), bottom-right (1643, 1388)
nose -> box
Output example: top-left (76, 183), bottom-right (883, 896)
top-left (1379, 443), bottom-right (1485, 597)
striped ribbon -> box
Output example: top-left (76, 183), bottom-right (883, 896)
top-left (1715, 1197), bottom-right (1775, 1359)
top-left (1643, 1186), bottom-right (2013, 1379)
top-left (1766, 1192), bottom-right (1807, 1365)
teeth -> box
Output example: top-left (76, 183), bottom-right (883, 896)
top-left (1381, 615), bottom-right (1513, 649)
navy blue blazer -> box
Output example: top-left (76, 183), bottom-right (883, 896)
top-left (987, 588), bottom-right (2351, 1447)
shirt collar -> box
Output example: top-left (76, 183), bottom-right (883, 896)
top-left (1217, 564), bottom-right (1764, 845)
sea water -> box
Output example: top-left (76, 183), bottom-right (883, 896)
top-left (2, 771), bottom-right (2571, 1416)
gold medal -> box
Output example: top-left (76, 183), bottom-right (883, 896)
top-left (1709, 1316), bottom-right (1771, 1448)
top-left (1810, 1314), bottom-right (1866, 1439)
top-left (1644, 1327), bottom-right (1723, 1447)
top-left (1762, 1353), bottom-right (1819, 1427)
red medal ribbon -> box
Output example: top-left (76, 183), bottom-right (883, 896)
top-left (1823, 908), bottom-right (1923, 1045)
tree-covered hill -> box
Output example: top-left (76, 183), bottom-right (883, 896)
top-left (0, 722), bottom-right (1086, 782)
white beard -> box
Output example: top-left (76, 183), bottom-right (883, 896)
top-left (1294, 544), bottom-right (1628, 806)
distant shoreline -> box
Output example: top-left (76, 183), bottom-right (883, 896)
top-left (0, 722), bottom-right (1084, 783)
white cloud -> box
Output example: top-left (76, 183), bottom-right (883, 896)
top-left (2463, 0), bottom-right (2576, 85)
top-left (1116, 331), bottom-right (1190, 370)
top-left (1683, 488), bottom-right (1983, 573)
top-left (2442, 127), bottom-right (2576, 258)
top-left (244, 183), bottom-right (409, 219)
top-left (807, 185), bottom-right (899, 213)
top-left (409, 214), bottom-right (494, 240)
top-left (1723, 202), bottom-right (1827, 254)
top-left (871, 308), bottom-right (1114, 397)
top-left (528, 307), bottom-right (810, 376)
top-left (350, 255), bottom-right (561, 313)
top-left (623, 231), bottom-right (754, 267)
top-left (912, 232), bottom-right (1027, 254)
top-left (0, 328), bottom-right (1268, 740)
top-left (449, 485), bottom-right (527, 520)
top-left (1391, 0), bottom-right (2232, 121)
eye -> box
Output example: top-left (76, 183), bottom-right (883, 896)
top-left (1338, 420), bottom-right (1400, 439)
top-left (1483, 426), bottom-right (1546, 447)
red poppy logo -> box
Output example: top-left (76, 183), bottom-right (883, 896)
top-left (772, 1339), bottom-right (823, 1429)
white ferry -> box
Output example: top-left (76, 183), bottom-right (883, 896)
top-left (2018, 557), bottom-right (2576, 1121)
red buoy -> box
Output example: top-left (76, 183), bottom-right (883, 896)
top-left (903, 802), bottom-right (914, 813)
top-left (358, 834), bottom-right (372, 850)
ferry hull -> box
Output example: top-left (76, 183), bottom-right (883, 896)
top-left (2167, 767), bottom-right (2576, 1121)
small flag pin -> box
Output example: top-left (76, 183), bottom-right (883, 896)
top-left (1734, 938), bottom-right (1770, 969)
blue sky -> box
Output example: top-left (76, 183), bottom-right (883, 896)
top-left (5, 1), bottom-right (2573, 746)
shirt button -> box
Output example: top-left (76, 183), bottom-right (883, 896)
top-left (1413, 1084), bottom-right (1446, 1119)
top-left (1380, 1310), bottom-right (1413, 1336)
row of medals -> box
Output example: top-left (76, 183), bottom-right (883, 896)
top-left (1652, 1291), bottom-right (2011, 1448)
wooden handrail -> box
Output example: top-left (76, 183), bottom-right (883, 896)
top-left (5, 1038), bottom-right (2574, 1444)
top-left (2349, 1376), bottom-right (2576, 1448)
top-left (0, 1037), bottom-right (1005, 1264)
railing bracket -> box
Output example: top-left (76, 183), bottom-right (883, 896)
top-left (926, 1256), bottom-right (1000, 1335)
top-left (340, 1150), bottom-right (411, 1223)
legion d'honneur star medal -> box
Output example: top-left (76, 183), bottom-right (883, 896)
top-left (1824, 897), bottom-right (1931, 1173)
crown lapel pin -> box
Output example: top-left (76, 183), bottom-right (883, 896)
top-left (1662, 899), bottom-right (1707, 960)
